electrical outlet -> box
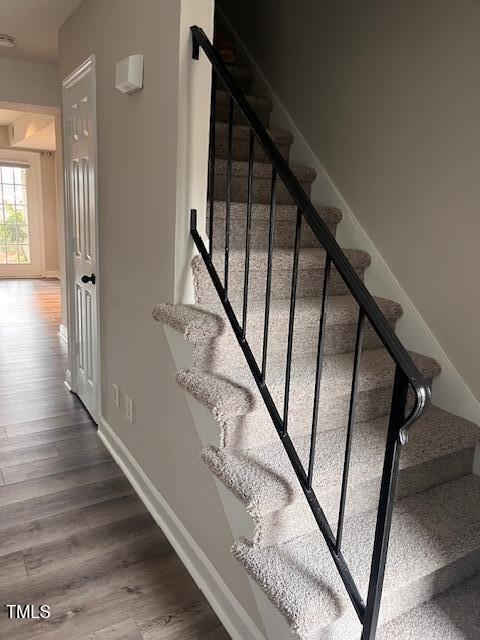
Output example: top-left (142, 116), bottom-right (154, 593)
top-left (112, 383), bottom-right (119, 408)
top-left (125, 395), bottom-right (133, 424)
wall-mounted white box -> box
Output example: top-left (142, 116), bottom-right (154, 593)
top-left (115, 54), bottom-right (144, 94)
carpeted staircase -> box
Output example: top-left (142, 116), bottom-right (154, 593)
top-left (154, 36), bottom-right (480, 640)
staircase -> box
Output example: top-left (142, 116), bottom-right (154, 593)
top-left (154, 25), bottom-right (480, 640)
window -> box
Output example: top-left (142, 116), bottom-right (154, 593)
top-left (0, 164), bottom-right (31, 264)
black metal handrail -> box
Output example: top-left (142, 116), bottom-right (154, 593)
top-left (191, 25), bottom-right (431, 640)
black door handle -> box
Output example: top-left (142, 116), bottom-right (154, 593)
top-left (81, 273), bottom-right (96, 285)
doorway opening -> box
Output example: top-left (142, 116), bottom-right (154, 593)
top-left (0, 107), bottom-right (59, 281)
top-left (0, 85), bottom-right (101, 425)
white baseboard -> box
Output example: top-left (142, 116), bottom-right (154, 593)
top-left (64, 367), bottom-right (72, 391)
top-left (98, 416), bottom-right (266, 640)
top-left (220, 10), bottom-right (480, 427)
top-left (59, 324), bottom-right (68, 343)
top-left (474, 447), bottom-right (480, 477)
top-left (44, 270), bottom-right (60, 279)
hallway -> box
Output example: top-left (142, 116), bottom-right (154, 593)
top-left (0, 280), bottom-right (228, 639)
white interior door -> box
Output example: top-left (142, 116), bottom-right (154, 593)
top-left (0, 152), bottom-right (43, 277)
top-left (63, 57), bottom-right (99, 420)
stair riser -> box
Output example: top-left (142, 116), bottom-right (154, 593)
top-left (216, 99), bottom-right (270, 127)
top-left (213, 172), bottom-right (313, 205)
top-left (194, 319), bottom-right (393, 374)
top-left (209, 218), bottom-right (338, 250)
top-left (249, 448), bottom-right (475, 548)
top-left (219, 384), bottom-right (426, 450)
top-left (215, 135), bottom-right (290, 162)
top-left (194, 261), bottom-right (366, 305)
top-left (322, 550), bottom-right (480, 640)
top-left (217, 75), bottom-right (253, 95)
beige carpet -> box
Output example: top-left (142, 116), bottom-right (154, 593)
top-left (154, 30), bottom-right (480, 640)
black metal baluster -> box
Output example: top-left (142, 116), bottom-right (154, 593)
top-left (224, 96), bottom-right (234, 301)
top-left (361, 365), bottom-right (409, 640)
top-left (208, 70), bottom-right (217, 257)
top-left (261, 168), bottom-right (277, 383)
top-left (336, 309), bottom-right (365, 550)
top-left (283, 209), bottom-right (302, 435)
top-left (307, 254), bottom-right (331, 490)
top-left (242, 130), bottom-right (255, 339)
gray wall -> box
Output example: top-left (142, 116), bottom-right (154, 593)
top-left (220, 0), bottom-right (480, 401)
top-left (0, 57), bottom-right (60, 107)
top-left (59, 0), bottom-right (262, 627)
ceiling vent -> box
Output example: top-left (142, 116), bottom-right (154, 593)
top-left (0, 34), bottom-right (15, 48)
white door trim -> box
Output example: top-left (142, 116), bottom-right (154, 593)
top-left (62, 55), bottom-right (101, 422)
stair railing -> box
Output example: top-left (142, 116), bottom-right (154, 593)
top-left (190, 25), bottom-right (430, 640)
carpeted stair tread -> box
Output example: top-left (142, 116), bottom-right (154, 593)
top-left (194, 250), bottom-right (371, 307)
top-left (376, 572), bottom-right (480, 640)
top-left (154, 295), bottom-right (400, 344)
top-left (207, 202), bottom-right (342, 249)
top-left (215, 122), bottom-right (294, 145)
top-left (194, 246), bottom-right (371, 273)
top-left (243, 294), bottom-right (401, 333)
top-left (216, 90), bottom-right (273, 126)
top-left (201, 346), bottom-right (440, 399)
top-left (202, 405), bottom-right (478, 531)
top-left (215, 123), bottom-right (294, 161)
top-left (210, 201), bottom-right (342, 225)
top-left (217, 64), bottom-right (255, 94)
top-left (214, 157), bottom-right (317, 182)
top-left (224, 63), bottom-right (254, 81)
top-left (216, 90), bottom-right (271, 111)
top-left (152, 303), bottom-right (221, 341)
top-left (233, 475), bottom-right (480, 638)
top-left (175, 368), bottom-right (252, 419)
top-left (175, 348), bottom-right (440, 421)
top-left (154, 297), bottom-right (403, 381)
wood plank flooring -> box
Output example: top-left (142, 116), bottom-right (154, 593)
top-left (0, 279), bottom-right (229, 640)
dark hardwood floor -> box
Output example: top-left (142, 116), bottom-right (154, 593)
top-left (0, 279), bottom-right (229, 640)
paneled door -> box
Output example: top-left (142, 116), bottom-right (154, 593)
top-left (63, 57), bottom-right (99, 420)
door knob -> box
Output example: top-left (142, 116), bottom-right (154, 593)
top-left (81, 273), bottom-right (96, 285)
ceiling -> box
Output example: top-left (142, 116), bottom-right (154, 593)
top-left (0, 0), bottom-right (82, 62)
top-left (0, 108), bottom-right (28, 125)
top-left (0, 108), bottom-right (56, 151)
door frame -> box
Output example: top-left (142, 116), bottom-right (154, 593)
top-left (62, 55), bottom-right (102, 423)
top-left (0, 148), bottom-right (46, 278)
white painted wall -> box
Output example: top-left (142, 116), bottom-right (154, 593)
top-left (174, 0), bottom-right (214, 304)
top-left (59, 0), bottom-right (266, 634)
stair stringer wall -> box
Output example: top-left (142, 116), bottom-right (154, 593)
top-left (174, 0), bottom-right (214, 305)
top-left (217, 9), bottom-right (480, 435)
top-left (163, 324), bottom-right (301, 640)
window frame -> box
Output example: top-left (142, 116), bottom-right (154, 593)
top-left (0, 149), bottom-right (44, 278)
